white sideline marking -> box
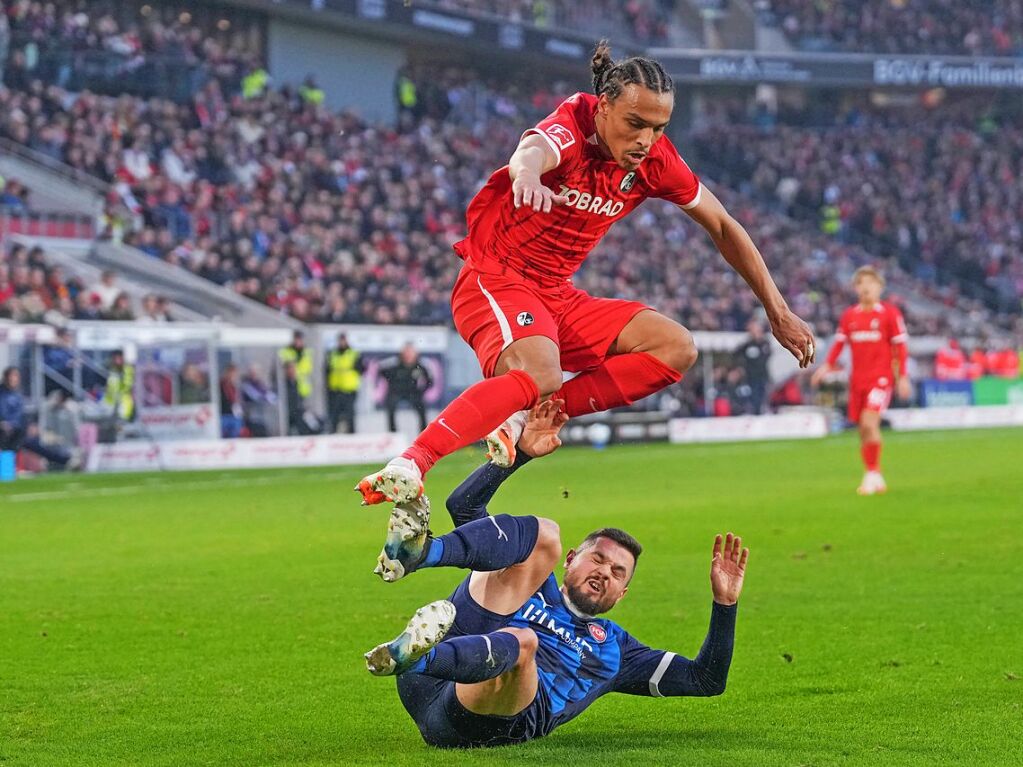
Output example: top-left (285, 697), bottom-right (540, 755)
top-left (3, 471), bottom-right (353, 504)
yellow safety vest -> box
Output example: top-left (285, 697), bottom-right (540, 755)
top-left (242, 68), bottom-right (269, 100)
top-left (328, 349), bottom-right (361, 393)
top-left (820, 205), bottom-right (841, 235)
top-left (397, 77), bottom-right (417, 109)
top-left (300, 85), bottom-right (324, 106)
top-left (279, 347), bottom-right (313, 399)
top-left (104, 364), bottom-right (135, 421)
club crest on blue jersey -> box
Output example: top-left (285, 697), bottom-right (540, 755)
top-left (587, 623), bottom-right (607, 643)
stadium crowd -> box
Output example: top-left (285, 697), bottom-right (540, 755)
top-left (424, 0), bottom-right (676, 44)
top-left (0, 0), bottom-right (260, 98)
top-left (757, 0), bottom-right (1023, 56)
top-left (3, 55), bottom-right (1005, 339)
top-left (0, 242), bottom-right (171, 322)
top-left (691, 97), bottom-right (1023, 319)
top-left (0, 4), bottom-right (1018, 345)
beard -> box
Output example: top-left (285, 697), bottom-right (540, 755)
top-left (564, 580), bottom-right (610, 616)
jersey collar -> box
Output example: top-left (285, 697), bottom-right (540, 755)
top-left (560, 587), bottom-right (596, 620)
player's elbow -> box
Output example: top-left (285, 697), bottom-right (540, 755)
top-left (698, 672), bottom-right (728, 697)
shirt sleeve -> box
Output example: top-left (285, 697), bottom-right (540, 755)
top-left (522, 94), bottom-right (585, 171)
top-left (650, 142), bottom-right (702, 210)
top-left (888, 305), bottom-right (908, 344)
top-left (825, 310), bottom-right (850, 366)
top-left (612, 602), bottom-right (737, 697)
top-left (888, 305), bottom-right (909, 372)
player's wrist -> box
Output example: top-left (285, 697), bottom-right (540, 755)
top-left (712, 596), bottom-right (738, 608)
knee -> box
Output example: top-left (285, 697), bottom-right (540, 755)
top-left (501, 627), bottom-right (538, 664)
top-left (652, 324), bottom-right (698, 375)
top-left (522, 366), bottom-right (562, 397)
top-left (533, 518), bottom-right (563, 567)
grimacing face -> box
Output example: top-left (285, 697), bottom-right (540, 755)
top-left (855, 274), bottom-right (883, 305)
top-left (595, 83), bottom-right (674, 172)
top-left (562, 536), bottom-right (636, 615)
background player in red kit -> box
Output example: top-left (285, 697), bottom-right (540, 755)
top-left (357, 41), bottom-right (816, 506)
top-left (811, 267), bottom-right (912, 495)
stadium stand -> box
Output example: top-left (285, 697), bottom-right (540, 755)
top-left (0, 240), bottom-right (175, 322)
top-left (0, 1), bottom-right (1018, 345)
top-left (422, 0), bottom-right (677, 45)
top-left (691, 96), bottom-right (1023, 320)
top-left (756, 0), bottom-right (1023, 56)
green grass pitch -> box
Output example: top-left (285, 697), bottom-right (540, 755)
top-left (2, 428), bottom-right (1022, 766)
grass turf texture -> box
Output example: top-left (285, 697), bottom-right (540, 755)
top-left (1, 429), bottom-right (1021, 767)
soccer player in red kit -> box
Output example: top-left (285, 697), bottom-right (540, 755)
top-left (811, 267), bottom-right (911, 495)
top-left (357, 41), bottom-right (816, 506)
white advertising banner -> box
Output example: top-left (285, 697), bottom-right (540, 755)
top-left (137, 404), bottom-right (220, 441)
top-left (668, 412), bottom-right (828, 444)
top-left (886, 405), bottom-right (1023, 431)
top-left (86, 432), bottom-right (408, 474)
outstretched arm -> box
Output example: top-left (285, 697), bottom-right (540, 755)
top-left (615, 534), bottom-right (748, 698)
top-left (686, 188), bottom-right (815, 368)
top-left (445, 400), bottom-right (568, 527)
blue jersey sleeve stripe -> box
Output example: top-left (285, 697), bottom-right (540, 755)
top-left (647, 652), bottom-right (677, 697)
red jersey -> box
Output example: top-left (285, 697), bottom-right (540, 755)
top-left (453, 92), bottom-right (702, 284)
top-left (826, 302), bottom-right (909, 386)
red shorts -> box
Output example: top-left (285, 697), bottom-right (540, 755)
top-left (451, 264), bottom-right (650, 377)
top-left (848, 377), bottom-right (893, 423)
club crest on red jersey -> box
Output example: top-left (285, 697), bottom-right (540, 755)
top-left (587, 623), bottom-right (607, 643)
top-left (543, 124), bottom-right (576, 151)
top-left (516, 312), bottom-right (534, 326)
top-left (620, 172), bottom-right (636, 192)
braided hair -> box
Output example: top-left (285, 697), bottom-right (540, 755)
top-left (591, 39), bottom-right (674, 101)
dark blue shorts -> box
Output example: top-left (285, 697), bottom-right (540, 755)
top-left (396, 575), bottom-right (547, 748)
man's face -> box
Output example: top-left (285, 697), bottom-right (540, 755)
top-left (5, 369), bottom-right (20, 390)
top-left (562, 537), bottom-right (635, 615)
top-left (596, 84), bottom-right (673, 171)
top-left (855, 275), bottom-right (883, 305)
top-left (293, 335), bottom-right (304, 350)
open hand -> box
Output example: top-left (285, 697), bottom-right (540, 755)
top-left (897, 375), bottom-right (913, 402)
top-left (770, 309), bottom-right (816, 369)
top-left (518, 398), bottom-right (568, 458)
top-left (512, 173), bottom-right (570, 213)
top-left (810, 363), bottom-right (835, 388)
top-left (710, 533), bottom-right (748, 606)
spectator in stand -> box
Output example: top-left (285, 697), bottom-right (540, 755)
top-left (90, 270), bottom-right (121, 311)
top-left (219, 363), bottom-right (243, 438)
top-left (105, 292), bottom-right (135, 320)
top-left (1, 367), bottom-right (73, 469)
top-left (379, 343), bottom-right (432, 433)
top-left (736, 319), bottom-right (773, 414)
top-left (761, 0), bottom-right (1023, 57)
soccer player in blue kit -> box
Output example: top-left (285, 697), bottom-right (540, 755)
top-left (364, 400), bottom-right (749, 748)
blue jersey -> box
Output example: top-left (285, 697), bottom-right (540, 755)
top-left (506, 573), bottom-right (699, 737)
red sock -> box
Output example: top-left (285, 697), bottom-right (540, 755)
top-left (402, 369), bottom-right (539, 475)
top-left (861, 441), bottom-right (881, 472)
top-left (555, 352), bottom-right (681, 417)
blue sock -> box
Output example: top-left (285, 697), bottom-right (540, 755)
top-left (408, 631), bottom-right (521, 682)
top-left (420, 514), bottom-right (538, 572)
